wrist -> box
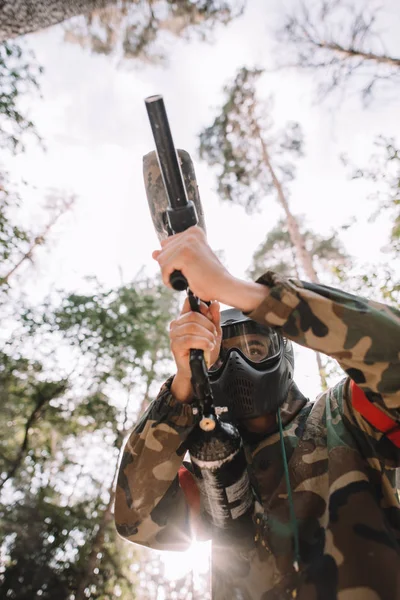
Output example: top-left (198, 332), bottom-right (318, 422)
top-left (219, 274), bottom-right (268, 314)
top-left (171, 372), bottom-right (194, 403)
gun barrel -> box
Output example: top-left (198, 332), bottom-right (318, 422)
top-left (145, 95), bottom-right (189, 210)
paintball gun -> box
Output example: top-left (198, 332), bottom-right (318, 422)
top-left (143, 94), bottom-right (214, 426)
top-left (143, 95), bottom-right (255, 532)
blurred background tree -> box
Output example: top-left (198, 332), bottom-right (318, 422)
top-left (0, 0), bottom-right (245, 63)
top-left (340, 136), bottom-right (400, 305)
top-left (199, 66), bottom-right (341, 388)
top-left (0, 273), bottom-right (182, 599)
top-left (279, 0), bottom-right (400, 104)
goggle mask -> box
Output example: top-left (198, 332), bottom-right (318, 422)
top-left (209, 320), bottom-right (283, 374)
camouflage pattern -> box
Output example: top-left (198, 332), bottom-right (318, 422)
top-left (115, 271), bottom-right (400, 599)
top-left (143, 149), bottom-right (207, 241)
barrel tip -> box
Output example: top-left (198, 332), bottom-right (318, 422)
top-left (145, 94), bottom-right (163, 104)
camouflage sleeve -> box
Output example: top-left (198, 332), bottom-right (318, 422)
top-left (114, 376), bottom-right (202, 551)
top-left (247, 271), bottom-right (400, 428)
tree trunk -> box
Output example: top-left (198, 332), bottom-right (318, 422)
top-left (0, 0), bottom-right (118, 41)
top-left (316, 41), bottom-right (400, 69)
top-left (256, 129), bottom-right (318, 283)
top-left (253, 118), bottom-right (328, 390)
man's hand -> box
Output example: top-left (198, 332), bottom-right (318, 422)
top-left (152, 226), bottom-right (268, 313)
top-left (152, 226), bottom-right (233, 303)
top-left (169, 296), bottom-right (222, 403)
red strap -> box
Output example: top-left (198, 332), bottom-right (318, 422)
top-left (178, 466), bottom-right (200, 514)
top-left (351, 380), bottom-right (400, 448)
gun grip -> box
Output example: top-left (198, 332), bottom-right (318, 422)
top-left (170, 270), bottom-right (188, 291)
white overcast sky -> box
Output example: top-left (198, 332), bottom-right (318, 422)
top-left (4, 0), bottom-right (400, 400)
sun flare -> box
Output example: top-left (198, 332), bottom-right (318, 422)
top-left (161, 540), bottom-right (211, 581)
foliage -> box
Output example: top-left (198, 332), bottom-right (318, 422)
top-left (0, 269), bottom-right (180, 598)
top-left (246, 217), bottom-right (350, 388)
top-left (343, 136), bottom-right (400, 255)
top-left (22, 277), bottom-right (177, 387)
top-left (64, 0), bottom-right (245, 63)
top-left (0, 487), bottom-right (113, 600)
top-left (0, 174), bottom-right (30, 288)
top-left (339, 267), bottom-right (400, 307)
top-left (199, 66), bottom-right (338, 387)
top-left (278, 0), bottom-right (400, 104)
top-left (0, 351), bottom-right (69, 488)
top-left (247, 217), bottom-right (349, 282)
top-left (0, 41), bottom-right (42, 153)
top-left (0, 176), bottom-right (75, 293)
top-left (199, 66), bottom-right (303, 213)
top-left (339, 136), bottom-right (400, 307)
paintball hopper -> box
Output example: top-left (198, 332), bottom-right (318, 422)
top-left (143, 149), bottom-right (207, 242)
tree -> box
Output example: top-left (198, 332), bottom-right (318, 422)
top-left (343, 136), bottom-right (400, 257)
top-left (0, 0), bottom-right (245, 63)
top-left (0, 274), bottom-right (181, 599)
top-left (0, 352), bottom-right (69, 491)
top-left (340, 136), bottom-right (400, 306)
top-left (199, 68), bottom-right (315, 278)
top-left (247, 216), bottom-right (349, 283)
top-left (0, 174), bottom-right (75, 298)
top-left (0, 181), bottom-right (75, 292)
top-left (247, 217), bottom-right (350, 387)
top-left (0, 38), bottom-right (76, 293)
top-left (199, 66), bottom-right (328, 387)
top-left (0, 487), bottom-right (101, 600)
top-left (0, 41), bottom-right (42, 153)
top-left (64, 0), bottom-right (245, 63)
top-left (39, 276), bottom-right (177, 388)
top-left (279, 0), bottom-right (400, 104)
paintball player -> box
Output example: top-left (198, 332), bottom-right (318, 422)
top-left (115, 226), bottom-right (400, 599)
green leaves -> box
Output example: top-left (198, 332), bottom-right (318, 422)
top-left (0, 351), bottom-right (69, 488)
top-left (0, 272), bottom-right (179, 598)
top-left (198, 67), bottom-right (304, 213)
top-left (278, 0), bottom-right (400, 105)
top-left (0, 173), bottom-right (30, 289)
top-left (47, 278), bottom-right (176, 384)
top-left (0, 487), bottom-right (108, 600)
top-left (0, 41), bottom-right (42, 154)
top-left (64, 0), bottom-right (245, 64)
top-left (347, 136), bottom-right (400, 254)
top-left (247, 217), bottom-right (349, 284)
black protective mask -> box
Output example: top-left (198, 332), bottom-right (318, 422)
top-left (208, 309), bottom-right (294, 423)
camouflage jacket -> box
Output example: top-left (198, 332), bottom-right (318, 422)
top-left (115, 272), bottom-right (400, 600)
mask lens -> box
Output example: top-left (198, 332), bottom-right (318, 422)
top-left (209, 321), bottom-right (281, 372)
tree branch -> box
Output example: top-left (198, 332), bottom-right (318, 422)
top-left (0, 382), bottom-right (66, 490)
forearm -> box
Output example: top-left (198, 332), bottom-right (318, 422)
top-left (217, 274), bottom-right (269, 314)
top-left (245, 271), bottom-right (400, 405)
top-left (115, 377), bottom-right (200, 548)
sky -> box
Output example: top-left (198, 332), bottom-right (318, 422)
top-left (4, 0), bottom-right (400, 401)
